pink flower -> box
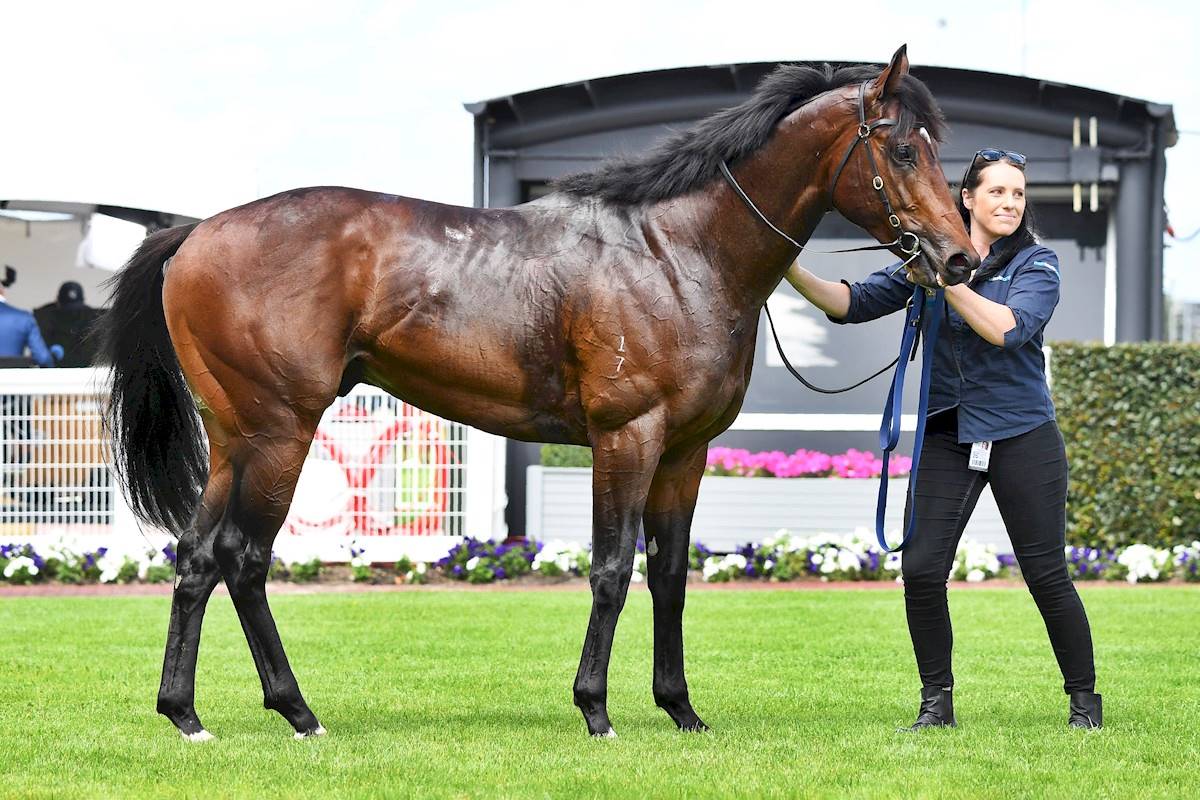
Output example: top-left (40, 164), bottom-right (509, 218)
top-left (705, 445), bottom-right (910, 478)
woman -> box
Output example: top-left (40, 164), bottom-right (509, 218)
top-left (785, 149), bottom-right (1102, 730)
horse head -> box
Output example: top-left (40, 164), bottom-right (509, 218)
top-left (828, 45), bottom-right (978, 287)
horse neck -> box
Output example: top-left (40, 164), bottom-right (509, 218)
top-left (682, 106), bottom-right (849, 313)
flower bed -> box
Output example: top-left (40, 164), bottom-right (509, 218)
top-left (3, 536), bottom-right (1198, 588)
top-left (705, 447), bottom-right (911, 479)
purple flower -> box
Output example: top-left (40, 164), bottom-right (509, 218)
top-left (452, 564), bottom-right (463, 577)
top-left (493, 567), bottom-right (507, 580)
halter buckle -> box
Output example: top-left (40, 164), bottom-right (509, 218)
top-left (858, 122), bottom-right (871, 139)
top-left (888, 214), bottom-right (901, 229)
top-left (872, 176), bottom-right (884, 191)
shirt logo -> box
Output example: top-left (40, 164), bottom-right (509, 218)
top-left (988, 275), bottom-right (1011, 282)
top-left (1033, 260), bottom-right (1059, 275)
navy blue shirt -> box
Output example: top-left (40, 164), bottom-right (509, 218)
top-left (830, 244), bottom-right (1060, 444)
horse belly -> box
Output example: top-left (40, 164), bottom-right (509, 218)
top-left (359, 321), bottom-right (588, 445)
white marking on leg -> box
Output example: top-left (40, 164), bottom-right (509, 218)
top-left (181, 729), bottom-right (214, 743)
top-left (294, 725), bottom-right (328, 740)
top-left (647, 537), bottom-right (659, 557)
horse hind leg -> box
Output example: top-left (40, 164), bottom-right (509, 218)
top-left (156, 450), bottom-right (233, 741)
top-left (212, 414), bottom-right (326, 737)
top-left (643, 444), bottom-right (709, 731)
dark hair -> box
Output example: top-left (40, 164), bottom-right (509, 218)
top-left (554, 63), bottom-right (946, 205)
top-left (956, 156), bottom-right (1039, 270)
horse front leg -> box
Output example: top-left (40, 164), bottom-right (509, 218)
top-left (573, 412), bottom-right (665, 737)
top-left (643, 443), bottom-right (709, 731)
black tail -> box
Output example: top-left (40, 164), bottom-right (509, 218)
top-left (97, 223), bottom-right (206, 532)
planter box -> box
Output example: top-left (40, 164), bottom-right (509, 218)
top-left (526, 466), bottom-right (1009, 552)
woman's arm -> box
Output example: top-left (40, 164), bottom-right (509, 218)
top-left (784, 263), bottom-right (851, 319)
top-left (940, 282), bottom-right (1016, 347)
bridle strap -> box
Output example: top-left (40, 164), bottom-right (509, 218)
top-left (718, 161), bottom-right (912, 258)
top-left (718, 78), bottom-right (932, 396)
top-left (762, 302), bottom-right (902, 394)
top-left (719, 80), bottom-right (922, 261)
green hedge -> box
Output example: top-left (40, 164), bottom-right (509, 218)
top-left (1052, 342), bottom-right (1200, 549)
top-left (539, 343), bottom-right (1199, 550)
top-left (540, 444), bottom-right (593, 468)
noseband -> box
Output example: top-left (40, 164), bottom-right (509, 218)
top-left (719, 80), bottom-right (923, 270)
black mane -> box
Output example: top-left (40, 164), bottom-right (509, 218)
top-left (553, 63), bottom-right (946, 205)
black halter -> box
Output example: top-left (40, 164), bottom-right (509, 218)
top-left (719, 80), bottom-right (922, 263)
top-left (719, 80), bottom-right (930, 395)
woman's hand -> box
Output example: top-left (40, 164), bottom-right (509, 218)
top-left (784, 263), bottom-right (851, 319)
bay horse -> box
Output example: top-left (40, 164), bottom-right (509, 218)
top-left (98, 45), bottom-right (977, 741)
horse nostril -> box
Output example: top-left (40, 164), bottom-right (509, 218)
top-left (946, 253), bottom-right (972, 276)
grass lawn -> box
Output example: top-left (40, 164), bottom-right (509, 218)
top-left (0, 585), bottom-right (1195, 799)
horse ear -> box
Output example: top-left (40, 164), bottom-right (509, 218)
top-left (867, 44), bottom-right (909, 105)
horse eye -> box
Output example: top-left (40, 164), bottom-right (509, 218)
top-left (894, 145), bottom-right (915, 163)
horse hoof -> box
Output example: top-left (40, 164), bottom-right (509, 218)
top-left (294, 725), bottom-right (327, 740)
top-left (592, 727), bottom-right (617, 739)
top-left (181, 729), bottom-right (215, 743)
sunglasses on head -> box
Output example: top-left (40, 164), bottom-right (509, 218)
top-left (975, 148), bottom-right (1026, 166)
top-left (961, 148), bottom-right (1026, 186)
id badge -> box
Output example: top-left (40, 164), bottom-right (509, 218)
top-left (968, 441), bottom-right (992, 472)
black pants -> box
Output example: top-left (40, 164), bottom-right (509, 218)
top-left (901, 411), bottom-right (1096, 694)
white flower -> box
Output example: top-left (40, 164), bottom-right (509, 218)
top-left (465, 556), bottom-right (480, 570)
top-left (416, 562), bottom-right (427, 574)
top-left (351, 556), bottom-right (368, 568)
top-left (966, 569), bottom-right (986, 583)
top-left (1117, 543), bottom-right (1171, 583)
top-left (96, 552), bottom-right (123, 584)
top-left (3, 556), bottom-right (38, 578)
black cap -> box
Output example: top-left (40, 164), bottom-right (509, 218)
top-left (57, 281), bottom-right (85, 307)
top-left (1, 265), bottom-right (14, 288)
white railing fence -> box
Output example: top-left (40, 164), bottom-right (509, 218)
top-left (0, 369), bottom-right (506, 562)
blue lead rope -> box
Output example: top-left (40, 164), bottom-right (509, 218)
top-left (875, 286), bottom-right (945, 552)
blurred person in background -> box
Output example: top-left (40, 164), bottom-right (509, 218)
top-left (35, 281), bottom-right (104, 368)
